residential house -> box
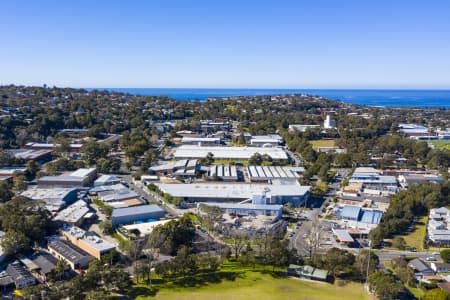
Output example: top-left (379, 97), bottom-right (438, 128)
top-left (408, 258), bottom-right (434, 280)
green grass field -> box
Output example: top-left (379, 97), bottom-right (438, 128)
top-left (401, 216), bottom-right (428, 251)
top-left (429, 140), bottom-right (450, 150)
top-left (129, 261), bottom-right (368, 300)
top-left (309, 139), bottom-right (336, 149)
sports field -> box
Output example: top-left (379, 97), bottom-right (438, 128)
top-left (130, 261), bottom-right (368, 300)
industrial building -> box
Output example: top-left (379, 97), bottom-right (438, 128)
top-left (149, 159), bottom-right (198, 177)
top-left (21, 187), bottom-right (78, 212)
top-left (97, 188), bottom-right (141, 208)
top-left (8, 149), bottom-right (53, 162)
top-left (398, 174), bottom-right (444, 188)
top-left (48, 240), bottom-right (94, 270)
top-left (398, 124), bottom-right (430, 138)
top-left (173, 145), bottom-right (288, 161)
top-left (89, 183), bottom-right (128, 194)
top-left (247, 165), bottom-right (303, 182)
top-left (24, 142), bottom-right (83, 152)
top-left (349, 167), bottom-right (398, 192)
top-left (53, 200), bottom-right (90, 226)
top-left (6, 262), bottom-right (36, 289)
top-left (60, 226), bottom-right (116, 259)
top-left (199, 120), bottom-right (230, 132)
top-left (37, 167), bottom-right (97, 188)
top-left (0, 167), bottom-right (27, 177)
top-left (250, 134), bottom-right (283, 147)
top-left (208, 165), bottom-right (238, 181)
top-left (338, 205), bottom-right (383, 225)
top-left (111, 205), bottom-right (165, 228)
top-left (156, 182), bottom-right (310, 206)
top-left (94, 174), bottom-right (121, 186)
top-left (117, 220), bottom-right (172, 239)
top-left (181, 137), bottom-right (222, 145)
top-left (199, 202), bottom-right (283, 221)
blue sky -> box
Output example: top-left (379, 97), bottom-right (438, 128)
top-left (1, 0), bottom-right (449, 88)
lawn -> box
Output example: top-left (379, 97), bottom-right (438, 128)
top-left (401, 216), bottom-right (428, 251)
top-left (309, 139), bottom-right (336, 149)
top-left (129, 261), bottom-right (369, 300)
top-left (429, 140), bottom-right (450, 150)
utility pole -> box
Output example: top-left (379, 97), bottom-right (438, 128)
top-left (365, 240), bottom-right (372, 291)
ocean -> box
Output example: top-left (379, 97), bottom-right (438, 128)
top-left (97, 88), bottom-right (450, 108)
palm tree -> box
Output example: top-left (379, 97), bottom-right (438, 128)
top-left (54, 259), bottom-right (68, 280)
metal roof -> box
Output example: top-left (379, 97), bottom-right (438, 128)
top-left (360, 210), bottom-right (383, 224)
top-left (70, 168), bottom-right (96, 178)
top-left (173, 145), bottom-right (288, 160)
top-left (201, 202), bottom-right (283, 211)
top-left (94, 174), bottom-right (120, 185)
top-left (53, 200), bottom-right (89, 223)
top-left (340, 205), bottom-right (362, 220)
top-left (332, 229), bottom-right (354, 243)
top-left (156, 182), bottom-right (310, 200)
top-left (112, 205), bottom-right (165, 218)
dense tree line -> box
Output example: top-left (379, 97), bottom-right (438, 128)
top-left (22, 260), bottom-right (131, 300)
top-left (369, 181), bottom-right (450, 247)
top-left (0, 196), bottom-right (51, 255)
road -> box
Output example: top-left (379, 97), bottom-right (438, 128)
top-left (289, 168), bottom-right (350, 256)
top-left (119, 175), bottom-right (181, 217)
top-left (285, 148), bottom-right (303, 166)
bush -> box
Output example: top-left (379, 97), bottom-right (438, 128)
top-left (391, 236), bottom-right (406, 250)
top-left (441, 249), bottom-right (450, 262)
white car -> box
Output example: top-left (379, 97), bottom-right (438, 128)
top-left (426, 256), bottom-right (437, 261)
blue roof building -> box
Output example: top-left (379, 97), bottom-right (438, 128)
top-left (340, 205), bottom-right (383, 225)
top-left (340, 206), bottom-right (362, 221)
top-left (112, 205), bottom-right (165, 228)
top-left (360, 210), bottom-right (383, 224)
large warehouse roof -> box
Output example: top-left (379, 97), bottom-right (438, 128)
top-left (173, 145), bottom-right (288, 160)
top-left (112, 205), bottom-right (165, 218)
top-left (156, 182), bottom-right (310, 200)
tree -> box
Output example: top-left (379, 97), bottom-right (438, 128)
top-left (13, 174), bottom-right (28, 191)
top-left (322, 248), bottom-right (355, 279)
top-left (353, 250), bottom-right (379, 281)
top-left (198, 204), bottom-right (222, 232)
top-left (249, 153), bottom-right (263, 165)
top-left (441, 249), bottom-right (450, 263)
top-left (147, 215), bottom-right (195, 255)
top-left (25, 160), bottom-right (40, 180)
top-left (230, 230), bottom-right (249, 259)
top-left (0, 230), bottom-right (30, 255)
top-left (0, 196), bottom-right (51, 252)
top-left (0, 181), bottom-right (13, 203)
top-left (238, 133), bottom-right (246, 145)
top-left (54, 259), bottom-right (68, 280)
top-left (391, 236), bottom-right (406, 250)
top-left (199, 152), bottom-right (215, 166)
top-left (368, 271), bottom-right (404, 300)
top-left (83, 141), bottom-right (109, 164)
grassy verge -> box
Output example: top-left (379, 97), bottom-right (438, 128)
top-left (128, 260), bottom-right (369, 300)
top-left (400, 216), bottom-right (428, 251)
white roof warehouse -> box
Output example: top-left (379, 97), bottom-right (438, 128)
top-left (156, 182), bottom-right (310, 206)
top-left (173, 145), bottom-right (288, 160)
